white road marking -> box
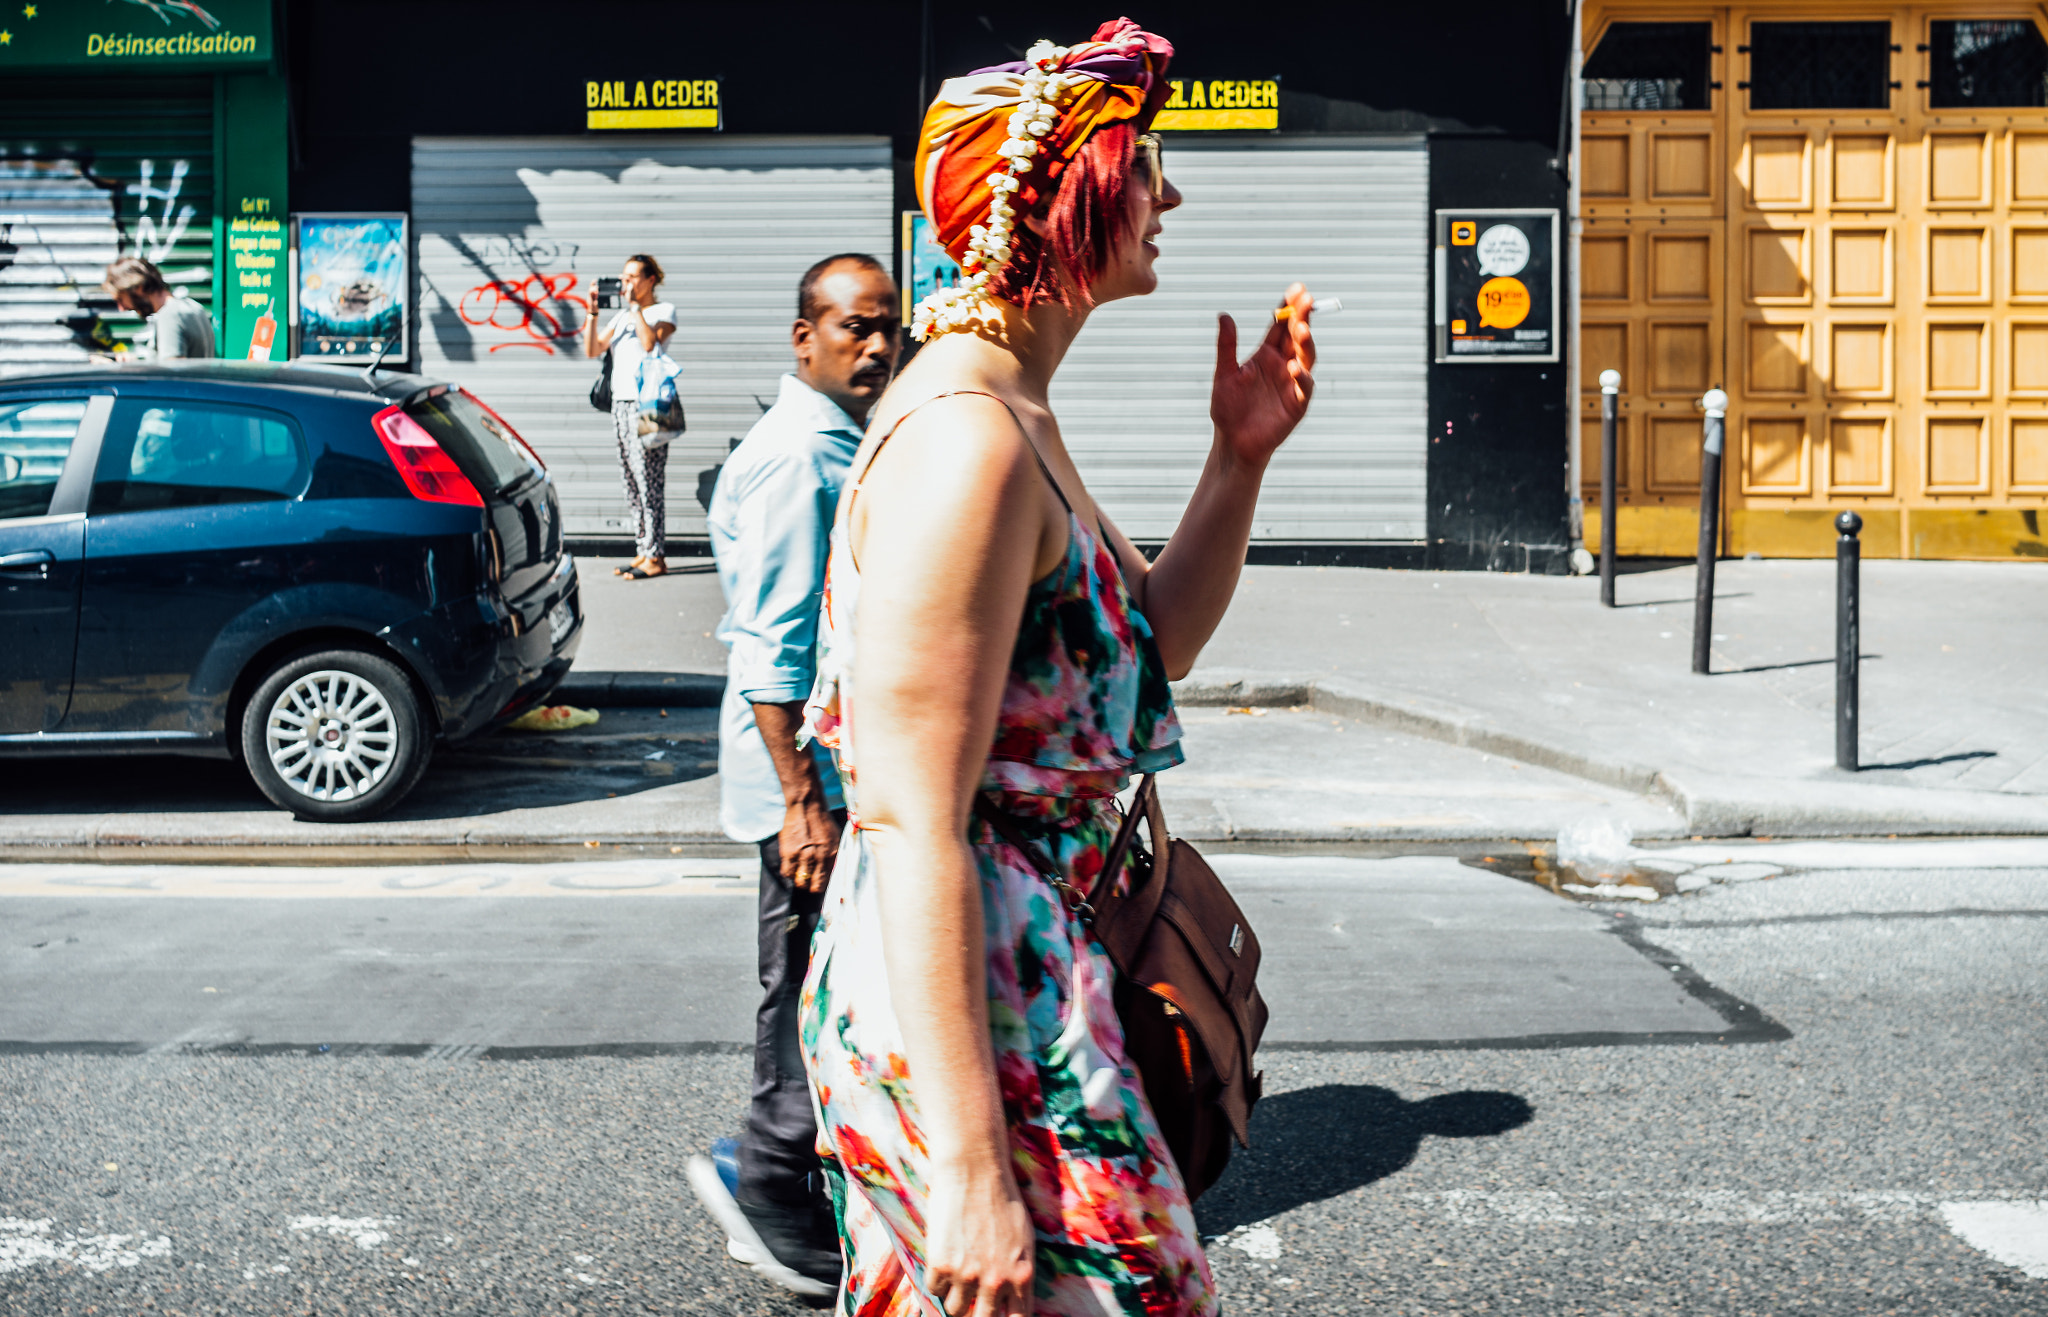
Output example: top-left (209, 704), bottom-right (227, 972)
top-left (0, 1218), bottom-right (171, 1273)
top-left (0, 860), bottom-right (758, 899)
top-left (1401, 1190), bottom-right (2046, 1229)
top-left (1637, 839), bottom-right (2048, 871)
top-left (1213, 1223), bottom-right (1282, 1259)
top-left (1940, 1201), bottom-right (2048, 1279)
top-left (1563, 882), bottom-right (1659, 902)
top-left (287, 1215), bottom-right (395, 1249)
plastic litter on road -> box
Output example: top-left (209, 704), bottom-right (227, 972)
top-left (505, 706), bottom-right (601, 733)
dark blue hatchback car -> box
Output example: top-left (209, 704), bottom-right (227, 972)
top-left (0, 362), bottom-right (582, 821)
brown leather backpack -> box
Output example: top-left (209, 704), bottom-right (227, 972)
top-left (975, 774), bottom-right (1267, 1200)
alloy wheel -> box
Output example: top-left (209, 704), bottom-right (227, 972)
top-left (263, 669), bottom-right (400, 802)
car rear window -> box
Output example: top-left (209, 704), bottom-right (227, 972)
top-left (91, 398), bottom-right (309, 514)
top-left (0, 397), bottom-right (87, 520)
top-left (404, 390), bottom-right (538, 497)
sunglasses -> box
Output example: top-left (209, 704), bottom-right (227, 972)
top-left (1136, 132), bottom-right (1166, 201)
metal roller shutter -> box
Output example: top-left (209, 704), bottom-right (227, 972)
top-left (1052, 136), bottom-right (1428, 542)
top-left (0, 77), bottom-right (217, 368)
top-left (412, 135), bottom-right (892, 540)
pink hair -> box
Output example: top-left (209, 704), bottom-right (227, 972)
top-left (989, 123), bottom-right (1140, 311)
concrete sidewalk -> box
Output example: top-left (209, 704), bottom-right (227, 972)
top-left (1, 554), bottom-right (2036, 851)
top-left (1183, 558), bottom-right (2048, 836)
top-left (566, 552), bottom-right (2048, 838)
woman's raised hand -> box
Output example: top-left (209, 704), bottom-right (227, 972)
top-left (1209, 282), bottom-right (1318, 470)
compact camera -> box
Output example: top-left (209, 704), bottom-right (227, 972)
top-left (592, 276), bottom-right (623, 310)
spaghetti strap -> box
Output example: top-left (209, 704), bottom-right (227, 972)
top-left (855, 389), bottom-right (1073, 513)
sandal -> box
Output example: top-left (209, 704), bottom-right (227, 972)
top-left (623, 560), bottom-right (667, 580)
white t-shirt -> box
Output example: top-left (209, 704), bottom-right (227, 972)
top-left (146, 293), bottom-right (217, 359)
top-left (604, 302), bottom-right (677, 392)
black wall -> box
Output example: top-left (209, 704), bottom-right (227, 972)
top-left (289, 0), bottom-right (1570, 197)
top-left (287, 0), bottom-right (1574, 568)
top-left (1427, 136), bottom-right (1573, 573)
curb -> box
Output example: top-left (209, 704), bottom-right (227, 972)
top-left (1658, 771), bottom-right (2048, 838)
top-left (553, 671), bottom-right (724, 709)
top-left (1171, 668), bottom-right (2048, 838)
top-left (1173, 670), bottom-right (1662, 795)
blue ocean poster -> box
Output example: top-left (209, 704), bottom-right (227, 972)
top-left (900, 212), bottom-right (961, 322)
top-left (294, 214), bottom-right (408, 360)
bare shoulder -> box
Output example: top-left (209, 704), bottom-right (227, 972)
top-left (861, 391), bottom-right (1037, 503)
top-left (850, 390), bottom-right (1060, 579)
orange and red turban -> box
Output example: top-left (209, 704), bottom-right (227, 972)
top-left (915, 18), bottom-right (1174, 269)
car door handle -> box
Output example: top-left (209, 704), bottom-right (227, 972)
top-left (0, 550), bottom-right (55, 574)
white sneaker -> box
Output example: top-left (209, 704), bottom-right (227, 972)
top-left (685, 1154), bottom-right (835, 1301)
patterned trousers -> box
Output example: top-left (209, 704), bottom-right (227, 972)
top-left (611, 398), bottom-right (668, 559)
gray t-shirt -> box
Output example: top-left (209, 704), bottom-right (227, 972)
top-left (146, 294), bottom-right (217, 360)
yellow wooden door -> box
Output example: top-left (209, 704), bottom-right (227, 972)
top-left (1580, 12), bottom-right (1731, 556)
top-left (1582, 2), bottom-right (2048, 561)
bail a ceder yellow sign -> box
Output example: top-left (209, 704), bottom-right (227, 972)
top-left (1153, 79), bottom-right (1279, 131)
top-left (586, 79), bottom-right (721, 131)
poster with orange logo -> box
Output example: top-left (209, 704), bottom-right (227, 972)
top-left (1434, 210), bottom-right (1557, 363)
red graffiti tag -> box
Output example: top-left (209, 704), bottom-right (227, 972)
top-left (459, 273), bottom-right (588, 354)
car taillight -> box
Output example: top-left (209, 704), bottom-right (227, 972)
top-left (460, 388), bottom-right (546, 470)
top-left (373, 404), bottom-right (484, 507)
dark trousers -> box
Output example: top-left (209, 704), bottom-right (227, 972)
top-left (738, 827), bottom-right (834, 1208)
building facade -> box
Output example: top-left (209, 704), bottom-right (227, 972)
top-left (0, 0), bottom-right (287, 366)
top-left (8, 3), bottom-right (1589, 567)
top-left (18, 4), bottom-right (2042, 562)
top-left (1581, 1), bottom-right (2048, 561)
top-left (273, 1), bottom-right (1579, 567)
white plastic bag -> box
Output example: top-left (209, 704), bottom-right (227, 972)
top-left (1557, 815), bottom-right (1636, 881)
top-left (634, 347), bottom-right (685, 449)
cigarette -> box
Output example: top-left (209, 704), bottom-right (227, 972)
top-left (1274, 297), bottom-right (1342, 321)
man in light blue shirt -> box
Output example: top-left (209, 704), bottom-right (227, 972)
top-left (690, 253), bottom-right (899, 1299)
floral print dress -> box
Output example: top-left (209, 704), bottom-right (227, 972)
top-left (798, 393), bottom-right (1216, 1316)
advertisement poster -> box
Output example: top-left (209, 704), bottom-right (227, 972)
top-left (292, 214), bottom-right (409, 361)
top-left (1434, 209), bottom-right (1559, 364)
top-left (900, 212), bottom-right (961, 323)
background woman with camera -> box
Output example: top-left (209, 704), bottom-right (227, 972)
top-left (582, 254), bottom-right (677, 579)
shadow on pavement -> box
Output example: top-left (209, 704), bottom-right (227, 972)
top-left (1195, 1083), bottom-right (1534, 1236)
top-left (1607, 557), bottom-right (1696, 577)
top-left (1614, 593), bottom-right (1752, 608)
top-left (1860, 749), bottom-right (1997, 772)
top-left (0, 748), bottom-right (708, 820)
top-left (1717, 653), bottom-right (1879, 675)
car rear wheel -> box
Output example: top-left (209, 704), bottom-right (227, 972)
top-left (241, 648), bottom-right (432, 822)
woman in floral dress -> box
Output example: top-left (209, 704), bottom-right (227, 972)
top-left (798, 20), bottom-right (1317, 1317)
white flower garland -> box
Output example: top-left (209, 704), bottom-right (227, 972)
top-left (911, 40), bottom-right (1072, 341)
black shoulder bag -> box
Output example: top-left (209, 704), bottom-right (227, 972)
top-left (588, 332), bottom-right (616, 412)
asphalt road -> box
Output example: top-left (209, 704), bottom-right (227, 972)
top-left (2, 844), bottom-right (2044, 1314)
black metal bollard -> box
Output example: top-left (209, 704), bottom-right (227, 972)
top-left (1599, 369), bottom-right (1619, 607)
top-left (1691, 389), bottom-right (1728, 675)
top-left (1836, 510), bottom-right (1862, 771)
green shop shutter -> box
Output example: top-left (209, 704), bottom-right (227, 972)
top-left (0, 76), bottom-right (217, 367)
